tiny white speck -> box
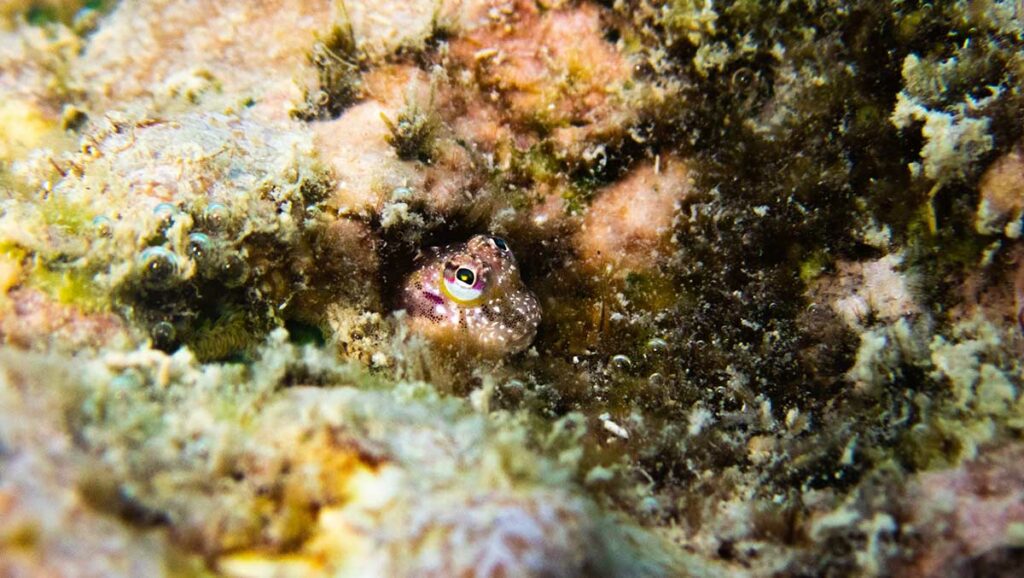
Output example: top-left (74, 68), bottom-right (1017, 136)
top-left (602, 417), bottom-right (629, 440)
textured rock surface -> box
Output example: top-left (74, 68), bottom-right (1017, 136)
top-left (2, 1), bottom-right (1024, 576)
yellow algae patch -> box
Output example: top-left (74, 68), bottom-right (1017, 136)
top-left (28, 263), bottom-right (106, 313)
top-left (0, 99), bottom-right (57, 162)
top-left (299, 471), bottom-right (398, 577)
top-left (217, 441), bottom-right (388, 578)
top-left (218, 552), bottom-right (325, 578)
top-left (279, 427), bottom-right (381, 504)
top-left (0, 248), bottom-right (24, 309)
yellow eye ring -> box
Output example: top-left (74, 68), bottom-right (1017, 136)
top-left (440, 267), bottom-right (485, 307)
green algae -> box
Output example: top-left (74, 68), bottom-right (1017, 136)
top-left (293, 22), bottom-right (364, 121)
top-left (30, 261), bottom-right (106, 311)
top-left (15, 0), bottom-right (109, 29)
top-left (381, 98), bottom-right (441, 163)
top-left (44, 332), bottom-right (683, 574)
top-left (38, 195), bottom-right (95, 235)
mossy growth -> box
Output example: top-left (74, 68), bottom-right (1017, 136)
top-left (38, 194), bottom-right (95, 236)
top-left (11, 0), bottom-right (109, 29)
top-left (799, 249), bottom-right (831, 284)
top-left (292, 21), bottom-right (364, 121)
top-left (498, 140), bottom-right (559, 184)
top-left (381, 98), bottom-right (441, 164)
top-left (561, 177), bottom-right (599, 216)
top-left (657, 0), bottom-right (719, 48)
top-left (185, 308), bottom-right (271, 362)
top-left (478, 7), bottom-right (1014, 565)
top-left (29, 260), bottom-right (107, 312)
top-left (0, 200), bottom-right (109, 312)
top-left (596, 0), bottom-right (1013, 416)
top-left (492, 137), bottom-right (641, 217)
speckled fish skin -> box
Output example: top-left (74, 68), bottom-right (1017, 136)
top-left (401, 235), bottom-right (541, 356)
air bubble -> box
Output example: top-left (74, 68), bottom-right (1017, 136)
top-left (503, 379), bottom-right (526, 392)
top-left (203, 203), bottom-right (230, 230)
top-left (187, 232), bottom-right (213, 262)
top-left (391, 186), bottom-right (414, 200)
top-left (610, 354), bottom-right (632, 371)
top-left (646, 337), bottom-right (669, 354)
top-left (151, 321), bottom-right (176, 349)
top-left (731, 67), bottom-right (756, 91)
top-left (90, 215), bottom-right (113, 237)
top-left (153, 203), bottom-right (179, 225)
top-left (138, 246), bottom-right (180, 289)
top-left (219, 254), bottom-right (249, 287)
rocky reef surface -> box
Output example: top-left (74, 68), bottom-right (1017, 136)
top-left (2, 1), bottom-right (1024, 576)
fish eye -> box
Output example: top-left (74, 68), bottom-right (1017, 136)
top-left (455, 266), bottom-right (476, 286)
top-left (442, 265), bottom-right (485, 305)
top-left (490, 236), bottom-right (509, 251)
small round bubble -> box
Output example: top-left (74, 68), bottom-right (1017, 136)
top-left (610, 354), bottom-right (633, 371)
top-left (638, 496), bottom-right (661, 516)
top-left (153, 202), bottom-right (178, 222)
top-left (151, 321), bottom-right (176, 349)
top-left (203, 203), bottom-right (230, 230)
top-left (219, 253), bottom-right (249, 287)
top-left (391, 186), bottom-right (414, 200)
top-left (110, 374), bottom-right (139, 390)
top-left (731, 67), bottom-right (756, 91)
top-left (503, 379), bottom-right (526, 392)
top-left (187, 232), bottom-right (213, 262)
top-left (646, 337), bottom-right (669, 354)
top-left (90, 215), bottom-right (113, 237)
top-left (138, 246), bottom-right (180, 289)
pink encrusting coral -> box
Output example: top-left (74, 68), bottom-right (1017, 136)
top-left (0, 288), bottom-right (130, 351)
top-left (976, 141), bottom-right (1024, 237)
top-left (449, 1), bottom-right (634, 141)
top-left (312, 65), bottom-right (483, 219)
top-left (576, 156), bottom-right (692, 277)
top-left (387, 489), bottom-right (593, 578)
top-left (898, 443), bottom-right (1024, 577)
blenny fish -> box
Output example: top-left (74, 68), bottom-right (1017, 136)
top-left (400, 234), bottom-right (541, 356)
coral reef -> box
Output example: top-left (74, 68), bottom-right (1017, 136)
top-left (0, 333), bottom-right (692, 577)
top-left (2, 0), bottom-right (1024, 576)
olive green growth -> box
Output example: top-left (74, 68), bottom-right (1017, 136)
top-left (382, 99), bottom-right (441, 164)
top-left (292, 20), bottom-right (363, 120)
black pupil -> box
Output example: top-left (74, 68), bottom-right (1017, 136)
top-left (492, 237), bottom-right (508, 250)
top-left (456, 267), bottom-right (475, 285)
